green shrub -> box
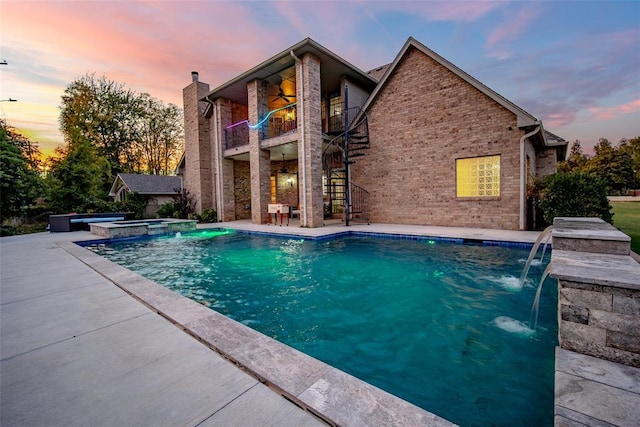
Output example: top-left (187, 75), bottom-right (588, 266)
top-left (539, 172), bottom-right (613, 224)
top-left (0, 224), bottom-right (17, 236)
top-left (111, 193), bottom-right (150, 219)
top-left (200, 208), bottom-right (217, 223)
top-left (157, 202), bottom-right (177, 218)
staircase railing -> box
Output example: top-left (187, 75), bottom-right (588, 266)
top-left (327, 106), bottom-right (369, 141)
top-left (321, 103), bottom-right (371, 225)
top-left (349, 181), bottom-right (370, 224)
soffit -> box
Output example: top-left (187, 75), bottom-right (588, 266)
top-left (205, 38), bottom-right (378, 105)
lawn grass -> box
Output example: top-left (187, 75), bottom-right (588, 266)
top-left (611, 201), bottom-right (640, 255)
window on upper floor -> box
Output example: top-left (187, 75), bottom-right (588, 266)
top-left (329, 94), bottom-right (342, 117)
top-left (456, 155), bottom-right (501, 197)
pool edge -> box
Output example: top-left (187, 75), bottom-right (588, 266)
top-left (59, 239), bottom-right (457, 427)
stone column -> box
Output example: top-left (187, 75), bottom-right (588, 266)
top-left (248, 79), bottom-right (271, 224)
top-left (183, 75), bottom-right (213, 214)
top-left (297, 53), bottom-right (324, 227)
top-left (551, 217), bottom-right (640, 367)
top-left (215, 98), bottom-right (237, 221)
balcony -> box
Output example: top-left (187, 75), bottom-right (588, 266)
top-left (224, 123), bottom-right (249, 149)
top-left (261, 104), bottom-right (297, 139)
top-left (224, 104), bottom-right (297, 150)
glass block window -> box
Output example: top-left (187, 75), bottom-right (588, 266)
top-left (456, 155), bottom-right (501, 197)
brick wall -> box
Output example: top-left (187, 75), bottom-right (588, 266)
top-left (215, 98), bottom-right (239, 221)
top-left (536, 147), bottom-right (558, 178)
top-left (297, 53), bottom-right (324, 227)
top-left (183, 80), bottom-right (213, 214)
top-left (234, 160), bottom-right (251, 219)
top-left (248, 79), bottom-right (271, 224)
top-left (352, 46), bottom-right (525, 230)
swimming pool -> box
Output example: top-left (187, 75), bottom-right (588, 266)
top-left (87, 229), bottom-right (557, 426)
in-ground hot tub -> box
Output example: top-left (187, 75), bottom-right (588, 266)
top-left (89, 218), bottom-right (197, 239)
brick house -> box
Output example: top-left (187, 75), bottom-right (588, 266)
top-left (182, 37), bottom-right (567, 230)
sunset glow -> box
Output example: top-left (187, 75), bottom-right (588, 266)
top-left (1, 0), bottom-right (638, 158)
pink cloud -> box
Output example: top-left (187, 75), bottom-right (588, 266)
top-left (485, 7), bottom-right (541, 47)
top-left (401, 1), bottom-right (502, 22)
top-left (2, 1), bottom-right (291, 106)
top-left (544, 112), bottom-right (577, 129)
top-left (588, 99), bottom-right (640, 120)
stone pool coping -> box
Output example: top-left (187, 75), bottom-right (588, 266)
top-left (89, 218), bottom-right (198, 238)
top-left (60, 232), bottom-right (456, 427)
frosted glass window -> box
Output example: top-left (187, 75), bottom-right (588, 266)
top-left (456, 155), bottom-right (500, 197)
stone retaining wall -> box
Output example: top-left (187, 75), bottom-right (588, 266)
top-left (551, 217), bottom-right (640, 368)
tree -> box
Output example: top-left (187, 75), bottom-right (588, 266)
top-left (58, 74), bottom-right (184, 179)
top-left (0, 119), bottom-right (43, 221)
top-left (59, 73), bottom-right (142, 178)
top-left (539, 172), bottom-right (613, 224)
top-left (618, 137), bottom-right (640, 190)
top-left (584, 138), bottom-right (634, 194)
top-left (45, 131), bottom-right (111, 213)
top-left (135, 93), bottom-right (184, 175)
top-left (558, 139), bottom-right (588, 173)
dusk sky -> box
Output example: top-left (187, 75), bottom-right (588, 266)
top-left (1, 0), bottom-right (639, 158)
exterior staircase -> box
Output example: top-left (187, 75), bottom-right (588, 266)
top-left (322, 104), bottom-right (370, 225)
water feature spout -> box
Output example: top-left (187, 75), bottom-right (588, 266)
top-left (175, 232), bottom-right (182, 238)
top-left (518, 225), bottom-right (553, 289)
top-left (538, 230), bottom-right (553, 264)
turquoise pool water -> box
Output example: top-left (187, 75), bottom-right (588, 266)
top-left (87, 230), bottom-right (557, 426)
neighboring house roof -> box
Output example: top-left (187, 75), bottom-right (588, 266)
top-left (109, 173), bottom-right (182, 197)
top-left (175, 153), bottom-right (185, 176)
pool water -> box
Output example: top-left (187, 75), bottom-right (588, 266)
top-left (88, 230), bottom-right (557, 426)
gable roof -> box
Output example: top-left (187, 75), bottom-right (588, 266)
top-left (204, 37), bottom-right (378, 105)
top-left (362, 37), bottom-right (540, 129)
top-left (109, 173), bottom-right (182, 197)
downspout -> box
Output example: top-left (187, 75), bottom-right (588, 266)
top-left (519, 124), bottom-right (541, 230)
top-left (211, 101), bottom-right (223, 221)
top-left (291, 50), bottom-right (307, 226)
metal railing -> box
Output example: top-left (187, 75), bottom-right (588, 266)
top-left (326, 105), bottom-right (368, 138)
top-left (349, 181), bottom-right (370, 224)
top-left (224, 104), bottom-right (297, 149)
top-left (260, 104), bottom-right (297, 139)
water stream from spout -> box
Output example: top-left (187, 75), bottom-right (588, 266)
top-left (529, 264), bottom-right (553, 330)
top-left (518, 225), bottom-right (553, 289)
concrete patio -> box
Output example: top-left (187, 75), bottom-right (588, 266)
top-left (2, 220), bottom-right (639, 426)
top-left (0, 230), bottom-right (325, 426)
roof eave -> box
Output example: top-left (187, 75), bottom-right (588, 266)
top-left (108, 173), bottom-right (127, 197)
top-left (203, 38), bottom-right (378, 103)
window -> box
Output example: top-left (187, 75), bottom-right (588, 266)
top-left (329, 95), bottom-right (342, 116)
top-left (270, 176), bottom-right (276, 203)
top-left (456, 155), bottom-right (501, 197)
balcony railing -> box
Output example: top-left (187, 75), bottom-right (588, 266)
top-left (224, 123), bottom-right (249, 149)
top-left (223, 104), bottom-right (297, 150)
top-left (261, 104), bottom-right (297, 139)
